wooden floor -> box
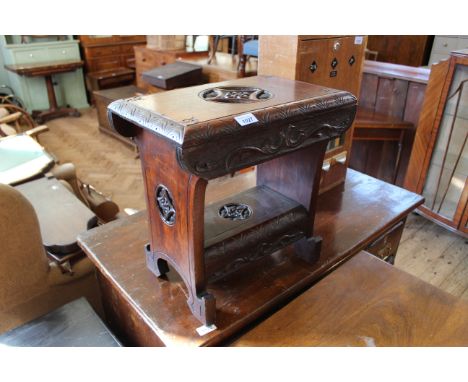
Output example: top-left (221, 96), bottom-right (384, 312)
top-left (40, 108), bottom-right (468, 299)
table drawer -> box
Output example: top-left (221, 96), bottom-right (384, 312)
top-left (12, 48), bottom-right (49, 64)
top-left (432, 36), bottom-right (459, 54)
top-left (48, 46), bottom-right (80, 61)
top-left (366, 219), bottom-right (405, 264)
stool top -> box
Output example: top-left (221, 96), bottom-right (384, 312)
top-left (108, 76), bottom-right (357, 178)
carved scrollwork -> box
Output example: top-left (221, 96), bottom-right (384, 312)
top-left (155, 185), bottom-right (176, 226)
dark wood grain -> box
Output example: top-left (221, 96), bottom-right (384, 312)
top-left (77, 169), bottom-right (424, 346)
top-left (366, 36), bottom-right (434, 67)
top-left (231, 250), bottom-right (468, 346)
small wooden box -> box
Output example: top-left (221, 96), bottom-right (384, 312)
top-left (141, 62), bottom-right (202, 90)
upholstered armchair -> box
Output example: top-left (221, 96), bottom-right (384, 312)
top-left (0, 183), bottom-right (101, 334)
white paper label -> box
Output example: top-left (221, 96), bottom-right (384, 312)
top-left (234, 113), bottom-right (258, 126)
top-left (196, 324), bottom-right (217, 336)
top-left (354, 36), bottom-right (364, 45)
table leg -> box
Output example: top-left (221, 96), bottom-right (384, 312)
top-left (32, 74), bottom-right (81, 124)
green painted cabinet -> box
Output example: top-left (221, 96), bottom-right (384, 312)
top-left (0, 35), bottom-right (88, 112)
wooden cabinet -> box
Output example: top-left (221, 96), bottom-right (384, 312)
top-left (78, 35), bottom-right (146, 73)
top-left (0, 35), bottom-right (88, 112)
top-left (258, 35), bottom-right (367, 192)
top-left (366, 36), bottom-right (434, 67)
top-left (404, 50), bottom-right (468, 237)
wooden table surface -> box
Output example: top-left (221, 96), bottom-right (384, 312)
top-left (16, 177), bottom-right (96, 255)
top-left (78, 170), bottom-right (423, 346)
top-left (4, 60), bottom-right (84, 77)
top-left (232, 250), bottom-right (468, 346)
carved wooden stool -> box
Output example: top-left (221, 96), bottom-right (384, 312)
top-left (108, 76), bottom-right (356, 326)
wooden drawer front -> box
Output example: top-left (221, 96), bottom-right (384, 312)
top-left (86, 46), bottom-right (121, 58)
top-left (98, 73), bottom-right (134, 89)
top-left (366, 219), bottom-right (405, 264)
top-left (135, 49), bottom-right (174, 67)
top-left (48, 46), bottom-right (80, 61)
top-left (88, 57), bottom-right (122, 72)
top-left (13, 48), bottom-right (49, 64)
top-left (297, 36), bottom-right (366, 95)
top-left (432, 36), bottom-right (459, 54)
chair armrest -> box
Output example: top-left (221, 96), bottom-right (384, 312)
top-left (25, 125), bottom-right (49, 138)
top-left (0, 111), bottom-right (22, 124)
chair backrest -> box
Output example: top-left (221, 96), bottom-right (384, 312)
top-left (0, 184), bottom-right (49, 309)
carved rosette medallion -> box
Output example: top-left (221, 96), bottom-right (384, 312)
top-left (218, 203), bottom-right (253, 221)
top-left (199, 86), bottom-right (273, 103)
top-left (155, 185), bottom-right (176, 226)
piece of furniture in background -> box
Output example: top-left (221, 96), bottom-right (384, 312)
top-left (231, 250), bottom-right (468, 346)
top-left (146, 35), bottom-right (186, 51)
top-left (5, 60), bottom-right (83, 123)
top-left (78, 36), bottom-right (146, 101)
top-left (0, 134), bottom-right (54, 185)
top-left (0, 298), bottom-right (121, 347)
top-left (364, 48), bottom-right (378, 61)
top-left (237, 35), bottom-right (259, 77)
top-left (0, 36), bottom-right (88, 113)
top-left (352, 108), bottom-right (413, 184)
top-left (258, 35), bottom-right (367, 192)
top-left (94, 85), bottom-right (145, 150)
top-left (366, 36), bottom-right (434, 67)
top-left (78, 35), bottom-right (146, 73)
top-left (180, 52), bottom-right (257, 83)
top-left (404, 50), bottom-right (468, 237)
top-left (141, 61), bottom-right (202, 90)
top-left (16, 177), bottom-right (97, 275)
top-left (207, 35), bottom-right (237, 64)
top-left (77, 169), bottom-right (423, 346)
top-left (0, 183), bottom-right (101, 335)
top-left (85, 67), bottom-right (135, 100)
top-left (350, 61), bottom-right (430, 185)
top-left (428, 36), bottom-right (468, 66)
top-left (134, 46), bottom-right (207, 92)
